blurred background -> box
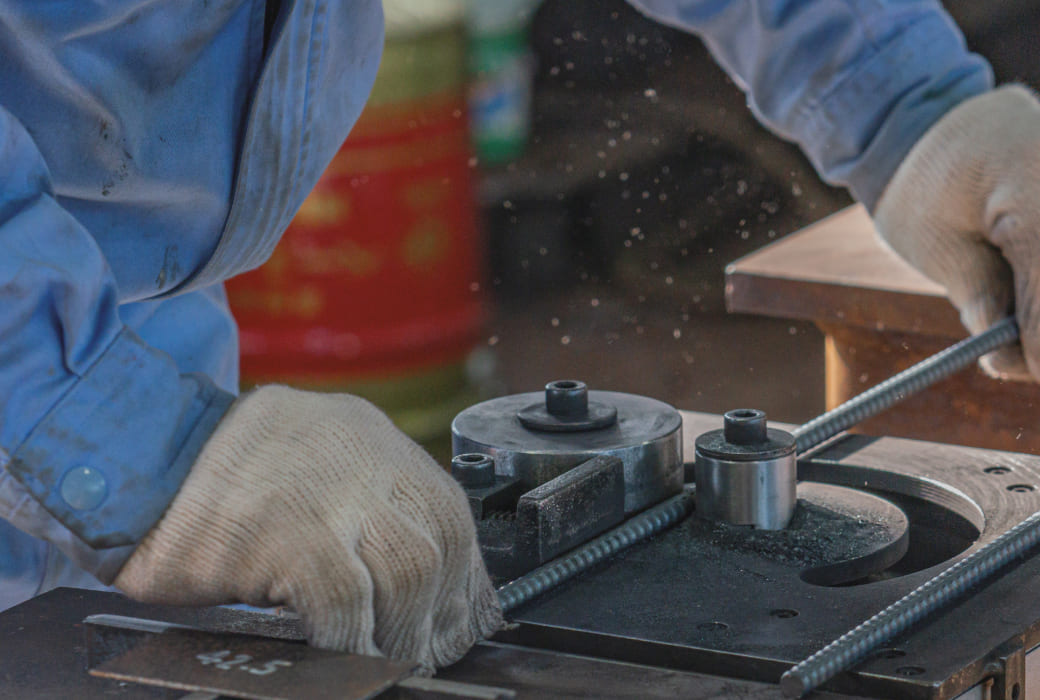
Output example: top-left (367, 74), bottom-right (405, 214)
top-left (225, 0), bottom-right (1040, 462)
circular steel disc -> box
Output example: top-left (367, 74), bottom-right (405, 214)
top-left (452, 390), bottom-right (683, 515)
top-left (687, 481), bottom-right (909, 586)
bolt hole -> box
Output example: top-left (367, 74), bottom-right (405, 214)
top-left (895, 666), bottom-right (925, 677)
top-left (696, 621), bottom-right (728, 632)
top-left (1012, 683), bottom-right (1021, 700)
top-left (551, 380), bottom-right (580, 389)
top-left (731, 409), bottom-right (760, 419)
top-left (456, 454), bottom-right (488, 464)
top-left (770, 609), bottom-right (798, 619)
top-left (1007, 484), bottom-right (1036, 493)
top-left (876, 648), bottom-right (906, 659)
top-left (985, 466), bottom-right (1013, 475)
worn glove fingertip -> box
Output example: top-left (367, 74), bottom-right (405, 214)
top-left (424, 561), bottom-right (503, 669)
top-left (1018, 328), bottom-right (1040, 384)
top-left (979, 348), bottom-right (1034, 382)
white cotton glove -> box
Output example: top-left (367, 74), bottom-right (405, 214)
top-left (114, 385), bottom-right (502, 672)
top-left (873, 85), bottom-right (1040, 381)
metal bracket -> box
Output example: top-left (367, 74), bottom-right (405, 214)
top-left (988, 637), bottom-right (1026, 700)
top-left (516, 454), bottom-right (626, 564)
top-left (470, 454), bottom-right (626, 580)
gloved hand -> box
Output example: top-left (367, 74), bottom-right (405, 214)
top-left (114, 385), bottom-right (502, 672)
top-left (873, 85), bottom-right (1040, 380)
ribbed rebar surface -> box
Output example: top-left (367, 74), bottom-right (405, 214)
top-left (781, 317), bottom-right (1025, 697)
top-left (792, 317), bottom-right (1019, 454)
top-left (497, 491), bottom-right (693, 614)
top-left (781, 505), bottom-right (1040, 697)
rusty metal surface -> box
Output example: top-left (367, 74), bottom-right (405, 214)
top-left (432, 642), bottom-right (872, 700)
top-left (91, 628), bottom-right (413, 700)
top-left (820, 322), bottom-right (1040, 455)
top-left (0, 589), bottom-right (209, 699)
top-left (0, 588), bottom-right (871, 699)
top-left (725, 208), bottom-right (1040, 457)
top-left (724, 205), bottom-right (962, 337)
top-left (85, 614), bottom-right (517, 700)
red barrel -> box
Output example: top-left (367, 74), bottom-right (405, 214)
top-left (227, 17), bottom-right (485, 451)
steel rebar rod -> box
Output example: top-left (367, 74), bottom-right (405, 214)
top-left (781, 504), bottom-right (1040, 697)
top-left (781, 317), bottom-right (1027, 697)
top-left (497, 490), bottom-right (693, 614)
top-left (792, 317), bottom-right (1019, 454)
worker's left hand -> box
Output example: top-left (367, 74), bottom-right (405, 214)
top-left (873, 85), bottom-right (1040, 381)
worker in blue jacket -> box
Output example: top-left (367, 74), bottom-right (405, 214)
top-left (0, 0), bottom-right (1035, 672)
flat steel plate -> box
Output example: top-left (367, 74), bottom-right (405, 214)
top-left (503, 415), bottom-right (1040, 699)
top-left (90, 628), bottom-right (414, 700)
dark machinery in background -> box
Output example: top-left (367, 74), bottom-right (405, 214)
top-left (483, 0), bottom-right (1040, 301)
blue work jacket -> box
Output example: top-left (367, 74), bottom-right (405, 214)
top-left (0, 0), bottom-right (990, 609)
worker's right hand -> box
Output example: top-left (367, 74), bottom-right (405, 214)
top-left (113, 385), bottom-right (502, 673)
top-left (873, 86), bottom-right (1040, 381)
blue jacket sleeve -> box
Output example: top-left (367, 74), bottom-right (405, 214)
top-left (627, 0), bottom-right (995, 208)
top-left (0, 0), bottom-right (383, 594)
top-left (0, 106), bottom-right (234, 583)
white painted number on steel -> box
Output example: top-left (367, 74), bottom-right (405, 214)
top-left (244, 660), bottom-right (293, 676)
top-left (196, 650), bottom-right (293, 675)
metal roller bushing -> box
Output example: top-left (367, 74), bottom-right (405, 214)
top-left (450, 453), bottom-right (497, 489)
top-left (452, 380), bottom-right (683, 515)
top-left (694, 409), bottom-right (797, 530)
